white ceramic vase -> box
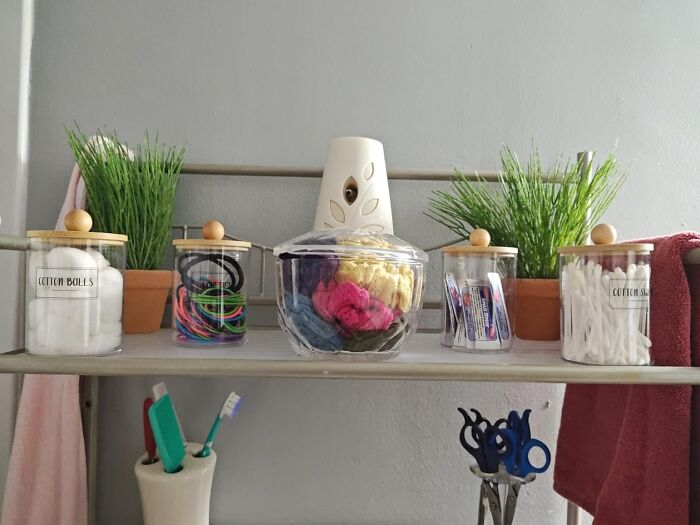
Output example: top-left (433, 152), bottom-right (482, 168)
top-left (313, 136), bottom-right (394, 234)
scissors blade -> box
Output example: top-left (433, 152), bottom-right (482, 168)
top-left (504, 483), bottom-right (521, 525)
top-left (484, 482), bottom-right (503, 525)
top-left (477, 482), bottom-right (487, 525)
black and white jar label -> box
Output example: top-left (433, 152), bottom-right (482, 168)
top-left (608, 278), bottom-right (650, 310)
top-left (35, 267), bottom-right (98, 299)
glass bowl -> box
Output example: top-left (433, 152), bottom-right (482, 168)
top-left (274, 229), bottom-right (427, 360)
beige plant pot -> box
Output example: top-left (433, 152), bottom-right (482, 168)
top-left (124, 270), bottom-right (172, 334)
top-left (514, 278), bottom-right (560, 341)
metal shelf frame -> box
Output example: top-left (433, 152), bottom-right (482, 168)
top-left (3, 156), bottom-right (697, 525)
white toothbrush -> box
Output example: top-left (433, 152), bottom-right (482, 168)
top-left (197, 391), bottom-right (242, 458)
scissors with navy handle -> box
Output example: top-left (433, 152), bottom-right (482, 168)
top-left (458, 407), bottom-right (509, 473)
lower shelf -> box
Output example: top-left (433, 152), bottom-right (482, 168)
top-left (0, 330), bottom-right (697, 384)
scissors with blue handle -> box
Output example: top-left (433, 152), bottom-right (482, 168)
top-left (507, 409), bottom-right (531, 442)
top-left (458, 408), bottom-right (509, 473)
top-left (496, 427), bottom-right (551, 477)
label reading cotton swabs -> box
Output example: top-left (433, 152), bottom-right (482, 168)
top-left (608, 279), bottom-right (650, 310)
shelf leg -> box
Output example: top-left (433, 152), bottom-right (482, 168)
top-left (80, 376), bottom-right (99, 525)
top-left (566, 500), bottom-right (581, 525)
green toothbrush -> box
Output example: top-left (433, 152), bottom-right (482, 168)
top-left (197, 391), bottom-right (242, 458)
top-left (148, 383), bottom-right (186, 473)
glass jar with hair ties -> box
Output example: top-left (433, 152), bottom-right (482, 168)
top-left (172, 220), bottom-right (251, 346)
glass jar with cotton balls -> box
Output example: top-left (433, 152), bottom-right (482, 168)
top-left (25, 209), bottom-right (127, 355)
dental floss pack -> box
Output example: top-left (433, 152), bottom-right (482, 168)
top-left (441, 229), bottom-right (518, 352)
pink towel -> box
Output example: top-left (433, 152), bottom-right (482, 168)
top-left (0, 376), bottom-right (87, 525)
top-left (554, 233), bottom-right (700, 524)
top-left (55, 162), bottom-right (86, 230)
top-left (1, 162), bottom-right (88, 525)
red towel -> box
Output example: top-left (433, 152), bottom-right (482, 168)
top-left (554, 233), bottom-right (700, 525)
top-left (686, 263), bottom-right (700, 524)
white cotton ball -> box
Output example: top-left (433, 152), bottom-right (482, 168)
top-left (98, 267), bottom-right (123, 324)
top-left (86, 249), bottom-right (110, 270)
top-left (25, 327), bottom-right (38, 353)
top-left (25, 300), bottom-right (54, 354)
top-left (30, 308), bottom-right (85, 355)
top-left (26, 251), bottom-right (48, 292)
top-left (93, 322), bottom-right (122, 353)
top-left (25, 299), bottom-right (43, 331)
top-left (46, 246), bottom-right (97, 269)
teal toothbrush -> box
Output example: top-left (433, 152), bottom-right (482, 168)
top-left (197, 391), bottom-right (242, 458)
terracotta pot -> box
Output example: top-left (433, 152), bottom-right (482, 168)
top-left (514, 278), bottom-right (560, 341)
top-left (123, 270), bottom-right (172, 334)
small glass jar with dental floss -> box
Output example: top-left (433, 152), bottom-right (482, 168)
top-left (441, 229), bottom-right (518, 352)
top-left (25, 209), bottom-right (127, 356)
top-left (558, 223), bottom-right (653, 365)
top-left (172, 220), bottom-right (251, 347)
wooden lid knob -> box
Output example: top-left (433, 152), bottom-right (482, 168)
top-left (64, 209), bottom-right (92, 232)
top-left (591, 223), bottom-right (617, 245)
top-left (469, 228), bottom-right (491, 247)
top-left (202, 220), bottom-right (225, 240)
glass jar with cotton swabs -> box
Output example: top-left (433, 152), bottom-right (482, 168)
top-left (441, 229), bottom-right (518, 352)
top-left (558, 223), bottom-right (653, 365)
top-left (172, 221), bottom-right (251, 346)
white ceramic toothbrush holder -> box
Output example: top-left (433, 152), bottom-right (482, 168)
top-left (134, 443), bottom-right (216, 525)
top-left (313, 136), bottom-right (394, 234)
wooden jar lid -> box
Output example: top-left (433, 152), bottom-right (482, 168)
top-left (172, 220), bottom-right (251, 251)
top-left (557, 224), bottom-right (654, 254)
top-left (27, 209), bottom-right (128, 243)
top-left (441, 228), bottom-right (518, 255)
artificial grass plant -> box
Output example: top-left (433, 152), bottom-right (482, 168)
top-left (426, 146), bottom-right (625, 279)
top-left (66, 126), bottom-right (185, 270)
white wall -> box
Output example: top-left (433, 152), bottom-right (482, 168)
top-left (23, 1), bottom-right (700, 523)
top-left (0, 0), bottom-right (32, 511)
